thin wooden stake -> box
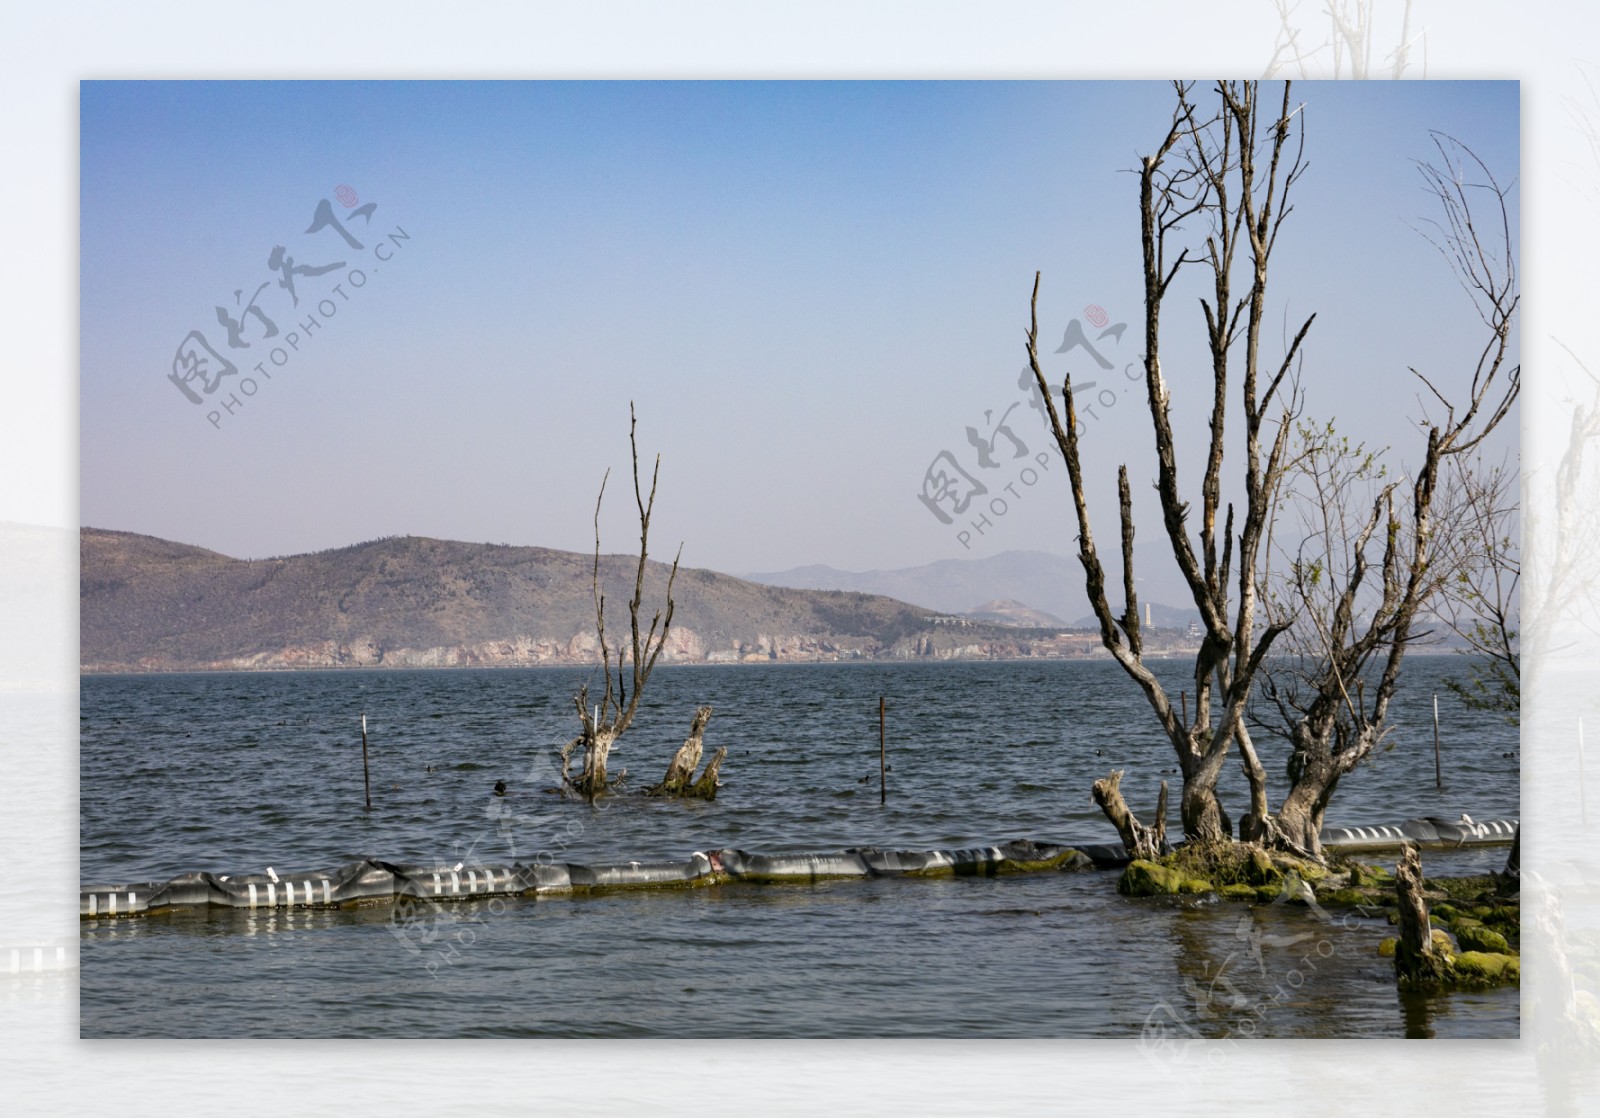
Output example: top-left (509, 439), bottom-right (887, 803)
top-left (879, 696), bottom-right (887, 805)
top-left (361, 713), bottom-right (372, 811)
top-left (1440, 694), bottom-right (1452, 790)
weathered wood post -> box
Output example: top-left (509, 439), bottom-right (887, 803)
top-left (361, 713), bottom-right (372, 811)
top-left (1394, 844), bottom-right (1452, 987)
top-left (879, 696), bottom-right (887, 805)
top-left (1440, 694), bottom-right (1452, 790)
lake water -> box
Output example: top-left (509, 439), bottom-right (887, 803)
top-left (78, 657), bottom-right (1519, 1038)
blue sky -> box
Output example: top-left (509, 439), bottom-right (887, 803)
top-left (80, 80), bottom-right (1519, 595)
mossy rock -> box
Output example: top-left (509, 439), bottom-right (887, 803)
top-left (1453, 951), bottom-right (1520, 986)
top-left (1449, 914), bottom-right (1483, 931)
top-left (1276, 856), bottom-right (1327, 883)
top-left (1220, 883), bottom-right (1260, 901)
top-left (1348, 862), bottom-right (1395, 889)
top-left (1455, 923), bottom-right (1513, 955)
top-left (1478, 905), bottom-right (1520, 931)
top-left (1425, 874), bottom-right (1501, 903)
top-left (1377, 937), bottom-right (1398, 958)
top-left (1432, 928), bottom-right (1457, 955)
top-left (1119, 859), bottom-right (1184, 896)
top-left (1432, 902), bottom-right (1460, 923)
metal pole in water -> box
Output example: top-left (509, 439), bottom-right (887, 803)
top-left (879, 696), bottom-right (887, 805)
top-left (1432, 694), bottom-right (1442, 791)
top-left (361, 713), bottom-right (372, 811)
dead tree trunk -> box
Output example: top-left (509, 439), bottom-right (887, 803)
top-left (1394, 844), bottom-right (1453, 987)
top-left (689, 746), bottom-right (726, 800)
top-left (648, 705), bottom-right (713, 796)
top-left (1025, 82), bottom-right (1303, 842)
top-left (1091, 770), bottom-right (1168, 860)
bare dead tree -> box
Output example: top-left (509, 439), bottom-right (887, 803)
top-left (1437, 451), bottom-right (1520, 717)
top-left (1029, 80), bottom-right (1308, 844)
top-left (1264, 0), bottom-right (1426, 80)
top-left (560, 403), bottom-right (683, 801)
top-left (1252, 133), bottom-right (1519, 858)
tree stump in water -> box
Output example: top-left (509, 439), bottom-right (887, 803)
top-left (689, 745), bottom-right (726, 800)
top-left (646, 706), bottom-right (723, 799)
top-left (650, 705), bottom-right (713, 795)
top-left (1091, 769), bottom-right (1167, 861)
top-left (1394, 844), bottom-right (1453, 987)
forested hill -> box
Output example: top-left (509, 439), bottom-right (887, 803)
top-left (82, 529), bottom-right (1113, 672)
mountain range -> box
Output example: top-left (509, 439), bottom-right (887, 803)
top-left (81, 530), bottom-right (1158, 672)
top-left (746, 551), bottom-right (1201, 630)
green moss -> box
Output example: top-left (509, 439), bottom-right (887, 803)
top-left (1425, 874), bottom-right (1501, 903)
top-left (1453, 951), bottom-right (1520, 986)
top-left (1220, 883), bottom-right (1260, 901)
top-left (1479, 904), bottom-right (1520, 930)
top-left (1118, 859), bottom-right (1212, 896)
top-left (998, 849), bottom-right (1092, 875)
top-left (1320, 888), bottom-right (1378, 908)
top-left (1347, 861), bottom-right (1395, 889)
top-left (1119, 859), bottom-right (1185, 897)
top-left (1377, 937), bottom-right (1398, 958)
top-left (1454, 923), bottom-right (1512, 955)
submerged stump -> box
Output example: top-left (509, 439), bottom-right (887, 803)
top-left (1394, 844), bottom-right (1455, 988)
top-left (1091, 769), bottom-right (1167, 862)
top-left (647, 706), bottom-right (724, 799)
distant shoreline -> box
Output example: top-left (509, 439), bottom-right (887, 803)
top-left (81, 647), bottom-right (1497, 677)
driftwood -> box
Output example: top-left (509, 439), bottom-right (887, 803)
top-left (647, 706), bottom-right (717, 797)
top-left (1091, 769), bottom-right (1168, 861)
top-left (1394, 844), bottom-right (1452, 987)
